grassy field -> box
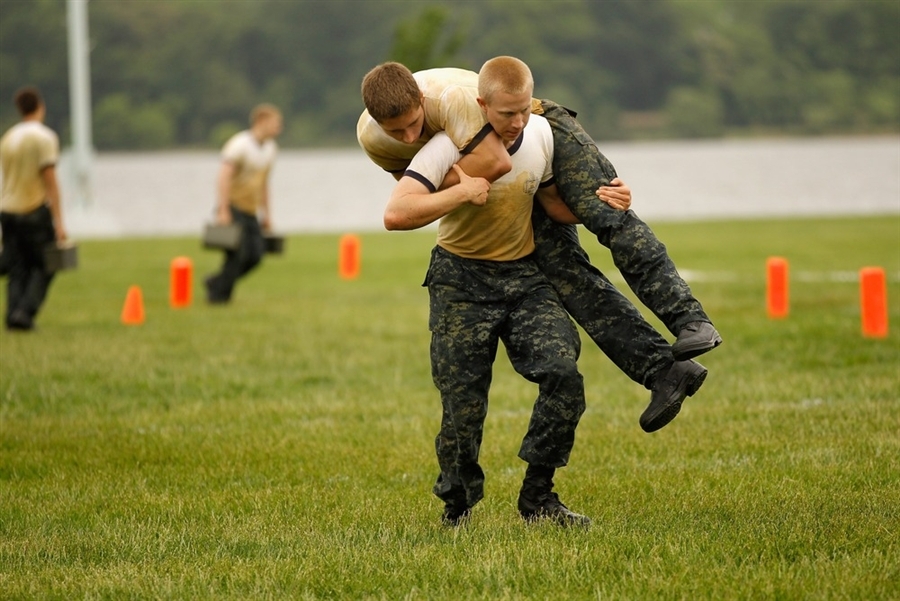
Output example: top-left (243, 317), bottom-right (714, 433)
top-left (1, 216), bottom-right (898, 600)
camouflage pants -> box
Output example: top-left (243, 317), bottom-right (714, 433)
top-left (424, 246), bottom-right (585, 509)
top-left (539, 99), bottom-right (711, 335)
top-left (531, 204), bottom-right (672, 389)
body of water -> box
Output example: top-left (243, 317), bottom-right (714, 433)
top-left (59, 136), bottom-right (900, 239)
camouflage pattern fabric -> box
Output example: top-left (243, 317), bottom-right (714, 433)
top-left (531, 204), bottom-right (673, 389)
top-left (424, 246), bottom-right (585, 509)
top-left (539, 99), bottom-right (711, 335)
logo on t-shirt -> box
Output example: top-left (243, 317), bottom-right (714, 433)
top-left (522, 174), bottom-right (540, 196)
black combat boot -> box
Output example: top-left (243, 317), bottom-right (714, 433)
top-left (440, 489), bottom-right (471, 527)
top-left (517, 464), bottom-right (590, 528)
top-left (441, 503), bottom-right (471, 527)
top-left (672, 321), bottom-right (722, 361)
top-left (640, 359), bottom-right (707, 433)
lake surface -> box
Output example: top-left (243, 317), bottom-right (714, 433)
top-left (59, 136), bottom-right (900, 239)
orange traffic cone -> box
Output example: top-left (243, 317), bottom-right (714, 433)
top-left (170, 256), bottom-right (193, 308)
top-left (860, 267), bottom-right (888, 338)
top-left (121, 285), bottom-right (145, 325)
top-left (339, 234), bottom-right (361, 280)
top-left (766, 257), bottom-right (789, 319)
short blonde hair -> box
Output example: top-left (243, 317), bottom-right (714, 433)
top-left (478, 56), bottom-right (534, 102)
top-left (250, 103), bottom-right (281, 125)
top-left (361, 62), bottom-right (422, 123)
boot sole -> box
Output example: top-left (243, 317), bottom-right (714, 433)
top-left (672, 332), bottom-right (723, 361)
top-left (641, 364), bottom-right (708, 433)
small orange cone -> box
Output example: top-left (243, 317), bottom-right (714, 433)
top-left (339, 234), bottom-right (361, 280)
top-left (766, 257), bottom-right (789, 319)
top-left (121, 285), bottom-right (145, 325)
top-left (169, 256), bottom-right (193, 308)
top-left (860, 267), bottom-right (888, 338)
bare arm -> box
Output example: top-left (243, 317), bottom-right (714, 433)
top-left (388, 131), bottom-right (510, 187)
top-left (216, 162), bottom-right (235, 224)
top-left (259, 177), bottom-right (271, 231)
top-left (41, 166), bottom-right (66, 241)
top-left (535, 183), bottom-right (580, 224)
top-left (384, 164), bottom-right (490, 231)
top-left (437, 131), bottom-right (511, 189)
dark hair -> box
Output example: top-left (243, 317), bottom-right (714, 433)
top-left (14, 86), bottom-right (42, 117)
top-left (361, 62), bottom-right (421, 123)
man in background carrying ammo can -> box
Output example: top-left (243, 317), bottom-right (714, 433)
top-left (205, 103), bottom-right (282, 304)
top-left (0, 86), bottom-right (67, 331)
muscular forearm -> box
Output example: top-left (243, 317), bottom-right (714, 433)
top-left (259, 184), bottom-right (271, 228)
top-left (536, 183), bottom-right (580, 224)
top-left (385, 166), bottom-right (489, 231)
top-left (216, 163), bottom-right (234, 222)
top-left (46, 182), bottom-right (62, 224)
top-left (42, 167), bottom-right (66, 240)
top-left (385, 187), bottom-right (471, 230)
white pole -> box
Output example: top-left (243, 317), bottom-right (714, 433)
top-left (66, 0), bottom-right (93, 208)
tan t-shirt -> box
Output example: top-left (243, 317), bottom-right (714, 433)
top-left (221, 130), bottom-right (277, 214)
top-left (406, 115), bottom-right (555, 261)
top-left (357, 67), bottom-right (545, 177)
top-left (357, 67), bottom-right (488, 175)
top-left (0, 121), bottom-right (59, 214)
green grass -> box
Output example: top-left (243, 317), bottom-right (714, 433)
top-left (1, 216), bottom-right (898, 600)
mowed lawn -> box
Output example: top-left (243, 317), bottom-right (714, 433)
top-left (1, 216), bottom-right (898, 600)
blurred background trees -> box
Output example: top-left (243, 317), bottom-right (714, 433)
top-left (1, 0), bottom-right (897, 150)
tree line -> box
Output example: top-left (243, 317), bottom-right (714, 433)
top-left (1, 0), bottom-right (897, 150)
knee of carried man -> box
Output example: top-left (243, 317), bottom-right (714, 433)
top-left (546, 355), bottom-right (581, 379)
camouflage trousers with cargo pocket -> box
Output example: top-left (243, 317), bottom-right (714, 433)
top-left (539, 99), bottom-right (712, 336)
top-left (424, 246), bottom-right (585, 510)
top-left (530, 204), bottom-right (673, 389)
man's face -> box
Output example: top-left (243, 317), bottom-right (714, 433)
top-left (266, 115), bottom-right (283, 139)
top-left (478, 89), bottom-right (532, 144)
top-left (377, 104), bottom-right (425, 144)
top-left (257, 114), bottom-right (282, 140)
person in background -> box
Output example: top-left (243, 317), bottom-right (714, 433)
top-left (205, 103), bottom-right (282, 304)
top-left (0, 86), bottom-right (67, 331)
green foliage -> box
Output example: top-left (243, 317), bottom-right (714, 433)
top-left (801, 70), bottom-right (859, 132)
top-left (1, 217), bottom-right (898, 599)
top-left (92, 94), bottom-right (176, 150)
top-left (665, 86), bottom-right (725, 138)
top-left (0, 0), bottom-right (897, 148)
top-left (389, 6), bottom-right (466, 73)
top-left (864, 78), bottom-right (900, 127)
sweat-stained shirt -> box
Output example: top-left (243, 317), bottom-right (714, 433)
top-left (404, 114), bottom-right (555, 262)
top-left (0, 121), bottom-right (59, 214)
top-left (356, 68), bottom-right (491, 176)
top-left (221, 130), bottom-right (277, 214)
top-left (357, 67), bottom-right (546, 179)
